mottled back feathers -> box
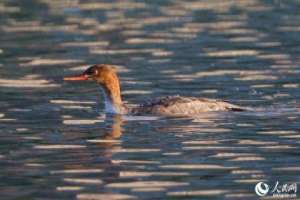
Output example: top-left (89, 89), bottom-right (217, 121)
top-left (130, 95), bottom-right (244, 116)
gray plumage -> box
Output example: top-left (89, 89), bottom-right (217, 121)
top-left (130, 95), bottom-right (244, 116)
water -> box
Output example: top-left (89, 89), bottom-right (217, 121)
top-left (1, 0), bottom-right (300, 199)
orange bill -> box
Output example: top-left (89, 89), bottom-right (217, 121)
top-left (64, 74), bottom-right (89, 81)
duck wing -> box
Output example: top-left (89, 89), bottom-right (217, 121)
top-left (132, 96), bottom-right (244, 116)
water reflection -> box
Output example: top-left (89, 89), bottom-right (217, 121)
top-left (1, 0), bottom-right (300, 199)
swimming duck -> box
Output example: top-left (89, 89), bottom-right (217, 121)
top-left (64, 64), bottom-right (245, 116)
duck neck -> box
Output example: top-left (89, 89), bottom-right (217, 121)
top-left (100, 83), bottom-right (124, 114)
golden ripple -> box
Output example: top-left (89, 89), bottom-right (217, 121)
top-left (238, 140), bottom-right (278, 145)
top-left (256, 41), bottom-right (281, 47)
top-left (34, 144), bottom-right (86, 149)
top-left (188, 128), bottom-right (231, 133)
top-left (257, 53), bottom-right (290, 60)
top-left (63, 115), bottom-right (72, 119)
top-left (51, 169), bottom-right (103, 174)
top-left (0, 118), bottom-right (16, 122)
top-left (64, 178), bottom-right (103, 184)
top-left (20, 58), bottom-right (83, 67)
top-left (273, 93), bottom-right (290, 98)
top-left (60, 41), bottom-right (109, 47)
top-left (63, 119), bottom-right (103, 125)
top-left (119, 171), bottom-right (189, 178)
top-left (25, 163), bottom-right (45, 167)
top-left (110, 148), bottom-right (160, 153)
top-left (122, 90), bottom-right (152, 95)
top-left (16, 128), bottom-right (29, 132)
top-left (56, 186), bottom-right (84, 191)
top-left (173, 26), bottom-right (203, 34)
top-left (258, 130), bottom-right (298, 135)
top-left (183, 140), bottom-right (219, 145)
top-left (229, 156), bottom-right (265, 161)
top-left (147, 59), bottom-right (171, 64)
top-left (282, 83), bottom-right (299, 88)
top-left (195, 70), bottom-right (240, 77)
top-left (229, 36), bottom-right (259, 42)
top-left (168, 189), bottom-right (228, 196)
top-left (0, 78), bottom-right (59, 88)
top-left (22, 136), bottom-right (43, 141)
top-left (223, 28), bottom-right (260, 34)
top-left (236, 123), bottom-right (255, 127)
top-left (206, 50), bottom-right (258, 57)
top-left (162, 152), bottom-right (182, 156)
top-left (90, 48), bottom-right (159, 55)
top-left (251, 84), bottom-right (274, 88)
top-left (280, 135), bottom-right (300, 139)
top-left (112, 159), bottom-right (160, 164)
top-left (259, 145), bottom-right (296, 150)
top-left (2, 24), bottom-right (78, 33)
top-left (273, 167), bottom-right (300, 171)
top-left (160, 164), bottom-right (236, 170)
top-left (140, 16), bottom-right (177, 25)
top-left (235, 74), bottom-right (278, 81)
top-left (179, 0), bottom-right (263, 12)
top-left (151, 31), bottom-right (196, 39)
top-left (183, 146), bottom-right (247, 150)
top-left (231, 170), bottom-right (264, 174)
top-left (199, 89), bottom-right (218, 94)
top-left (126, 38), bottom-right (176, 44)
top-left (225, 192), bottom-right (255, 198)
top-left (210, 153), bottom-right (258, 158)
top-left (105, 181), bottom-right (189, 188)
top-left (62, 105), bottom-right (92, 110)
top-left (160, 7), bottom-right (188, 16)
top-left (132, 187), bottom-right (166, 192)
top-left (235, 179), bottom-right (266, 183)
top-left (152, 50), bottom-right (173, 57)
top-left (50, 100), bottom-right (96, 105)
top-left (80, 2), bottom-right (146, 10)
top-left (77, 193), bottom-right (137, 200)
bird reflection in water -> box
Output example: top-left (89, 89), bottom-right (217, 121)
top-left (101, 114), bottom-right (123, 140)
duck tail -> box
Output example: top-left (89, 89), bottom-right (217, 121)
top-left (229, 107), bottom-right (246, 112)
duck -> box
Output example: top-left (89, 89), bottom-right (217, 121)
top-left (64, 64), bottom-right (245, 116)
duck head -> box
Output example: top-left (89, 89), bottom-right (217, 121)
top-left (64, 64), bottom-right (124, 114)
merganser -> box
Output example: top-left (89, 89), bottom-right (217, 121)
top-left (64, 64), bottom-right (245, 116)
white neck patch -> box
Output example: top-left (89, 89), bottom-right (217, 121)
top-left (100, 88), bottom-right (120, 114)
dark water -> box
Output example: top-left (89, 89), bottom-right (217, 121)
top-left (1, 0), bottom-right (300, 199)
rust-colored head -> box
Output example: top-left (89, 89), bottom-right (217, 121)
top-left (64, 64), bottom-right (118, 83)
top-left (64, 64), bottom-right (122, 105)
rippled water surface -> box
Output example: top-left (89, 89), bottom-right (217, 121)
top-left (1, 0), bottom-right (300, 199)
